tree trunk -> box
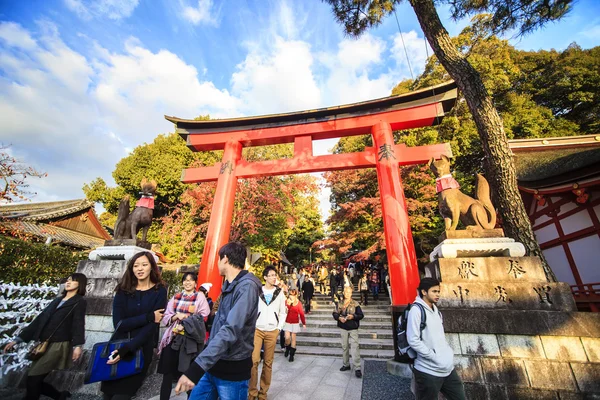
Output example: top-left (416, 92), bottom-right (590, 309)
top-left (408, 0), bottom-right (557, 282)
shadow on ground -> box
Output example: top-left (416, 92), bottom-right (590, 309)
top-left (362, 360), bottom-right (413, 400)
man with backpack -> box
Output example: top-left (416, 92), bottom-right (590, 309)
top-left (406, 278), bottom-right (465, 400)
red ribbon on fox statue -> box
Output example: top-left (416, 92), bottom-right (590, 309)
top-left (113, 178), bottom-right (157, 242)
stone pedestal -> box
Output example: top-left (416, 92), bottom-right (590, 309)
top-left (89, 245), bottom-right (157, 262)
top-left (104, 238), bottom-right (151, 249)
top-left (429, 237), bottom-right (526, 261)
top-left (389, 235), bottom-right (600, 399)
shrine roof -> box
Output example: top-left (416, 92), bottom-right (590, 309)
top-left (0, 199), bottom-right (96, 221)
top-left (0, 220), bottom-right (105, 249)
top-left (0, 199), bottom-right (111, 248)
top-left (509, 135), bottom-right (600, 190)
top-left (166, 81), bottom-right (457, 138)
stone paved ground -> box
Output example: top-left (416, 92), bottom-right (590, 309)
top-left (150, 354), bottom-right (366, 400)
top-left (0, 356), bottom-right (411, 400)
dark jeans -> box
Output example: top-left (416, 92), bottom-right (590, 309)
top-left (103, 395), bottom-right (132, 400)
top-left (371, 285), bottom-right (379, 299)
top-left (360, 290), bottom-right (369, 305)
top-left (304, 296), bottom-right (312, 312)
top-left (25, 373), bottom-right (61, 400)
top-left (413, 368), bottom-right (466, 400)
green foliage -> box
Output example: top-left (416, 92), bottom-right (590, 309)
top-left (83, 133), bottom-right (222, 218)
top-left (86, 124), bottom-right (325, 265)
top-left (323, 16), bottom-right (596, 264)
top-left (325, 0), bottom-right (572, 37)
top-left (0, 236), bottom-right (87, 284)
top-left (512, 43), bottom-right (600, 133)
top-left (161, 269), bottom-right (182, 298)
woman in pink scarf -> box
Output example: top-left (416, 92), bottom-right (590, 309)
top-left (157, 272), bottom-right (210, 400)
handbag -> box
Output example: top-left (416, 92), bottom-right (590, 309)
top-left (26, 301), bottom-right (80, 361)
top-left (84, 321), bottom-right (144, 384)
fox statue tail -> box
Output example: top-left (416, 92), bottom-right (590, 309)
top-left (114, 195), bottom-right (131, 239)
top-left (475, 174), bottom-right (497, 229)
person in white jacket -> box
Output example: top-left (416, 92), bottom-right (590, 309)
top-left (249, 266), bottom-right (288, 400)
top-left (407, 278), bottom-right (466, 400)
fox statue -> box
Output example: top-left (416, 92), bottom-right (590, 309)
top-left (428, 155), bottom-right (496, 231)
top-left (113, 178), bottom-right (157, 242)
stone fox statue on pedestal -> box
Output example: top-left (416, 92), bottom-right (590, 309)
top-left (114, 178), bottom-right (157, 241)
top-left (428, 155), bottom-right (496, 230)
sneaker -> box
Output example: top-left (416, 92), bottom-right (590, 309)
top-left (340, 365), bottom-right (351, 372)
top-left (355, 370), bottom-right (362, 378)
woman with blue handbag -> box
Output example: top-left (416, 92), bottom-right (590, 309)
top-left (101, 251), bottom-right (167, 400)
top-left (3, 273), bottom-right (88, 400)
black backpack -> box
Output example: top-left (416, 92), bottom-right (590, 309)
top-left (397, 302), bottom-right (426, 362)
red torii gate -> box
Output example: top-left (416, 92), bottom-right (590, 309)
top-left (166, 81), bottom-right (457, 306)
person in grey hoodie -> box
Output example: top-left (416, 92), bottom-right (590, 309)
top-left (407, 278), bottom-right (465, 400)
top-left (175, 242), bottom-right (262, 399)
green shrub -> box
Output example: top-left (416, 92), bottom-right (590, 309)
top-left (161, 269), bottom-right (182, 298)
top-left (0, 236), bottom-right (87, 284)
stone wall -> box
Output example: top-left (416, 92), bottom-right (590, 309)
top-left (389, 253), bottom-right (600, 399)
top-left (449, 332), bottom-right (600, 399)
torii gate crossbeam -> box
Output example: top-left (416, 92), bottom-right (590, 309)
top-left (167, 81), bottom-right (458, 306)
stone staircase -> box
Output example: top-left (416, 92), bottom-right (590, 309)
top-left (289, 286), bottom-right (396, 359)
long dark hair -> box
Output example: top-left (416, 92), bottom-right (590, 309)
top-left (116, 251), bottom-right (165, 294)
top-left (61, 272), bottom-right (88, 296)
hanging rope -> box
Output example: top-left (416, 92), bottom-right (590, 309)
top-left (393, 9), bottom-right (414, 82)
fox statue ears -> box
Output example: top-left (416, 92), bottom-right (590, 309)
top-left (140, 178), bottom-right (157, 192)
top-left (428, 154), bottom-right (451, 168)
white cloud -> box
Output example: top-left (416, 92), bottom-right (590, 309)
top-left (390, 30), bottom-right (431, 80)
top-left (318, 34), bottom-right (393, 106)
top-left (580, 24), bottom-right (600, 39)
top-left (0, 22), bottom-right (37, 50)
top-left (182, 0), bottom-right (218, 26)
top-left (64, 0), bottom-right (140, 20)
top-left (231, 37), bottom-right (322, 115)
top-left (0, 21), bottom-right (240, 202)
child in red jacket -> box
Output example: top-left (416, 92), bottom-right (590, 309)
top-left (283, 289), bottom-right (306, 362)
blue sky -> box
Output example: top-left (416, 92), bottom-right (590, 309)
top-left (1, 0), bottom-right (599, 219)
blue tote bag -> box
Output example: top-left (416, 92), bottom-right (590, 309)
top-left (84, 321), bottom-right (144, 384)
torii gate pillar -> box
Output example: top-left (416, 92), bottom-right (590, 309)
top-left (199, 140), bottom-right (242, 293)
top-left (372, 122), bottom-right (420, 304)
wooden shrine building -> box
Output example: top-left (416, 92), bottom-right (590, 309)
top-left (0, 199), bottom-right (111, 250)
top-left (510, 134), bottom-right (600, 311)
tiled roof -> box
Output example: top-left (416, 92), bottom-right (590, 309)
top-left (0, 220), bottom-right (104, 249)
top-left (509, 135), bottom-right (600, 189)
top-left (0, 199), bottom-right (96, 221)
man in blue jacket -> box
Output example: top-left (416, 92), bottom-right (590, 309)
top-left (407, 278), bottom-right (465, 400)
top-left (176, 242), bottom-right (262, 399)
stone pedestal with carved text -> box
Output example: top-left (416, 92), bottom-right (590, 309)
top-left (388, 235), bottom-right (600, 399)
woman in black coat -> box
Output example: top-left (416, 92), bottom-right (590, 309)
top-left (3, 273), bottom-right (88, 400)
top-left (101, 251), bottom-right (167, 400)
top-left (301, 276), bottom-right (315, 313)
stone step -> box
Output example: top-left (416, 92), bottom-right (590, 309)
top-left (307, 320), bottom-right (392, 329)
top-left (276, 345), bottom-right (395, 359)
top-left (313, 300), bottom-right (391, 306)
top-left (292, 335), bottom-right (393, 350)
top-left (298, 328), bottom-right (394, 340)
top-left (308, 309), bottom-right (390, 316)
top-left (307, 315), bottom-right (392, 322)
top-left (313, 293), bottom-right (390, 298)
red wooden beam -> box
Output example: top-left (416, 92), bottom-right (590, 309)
top-left (182, 143), bottom-right (452, 183)
top-left (185, 104), bottom-right (441, 151)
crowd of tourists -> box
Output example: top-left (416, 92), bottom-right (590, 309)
top-left (2, 242), bottom-right (464, 400)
